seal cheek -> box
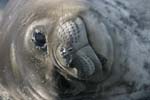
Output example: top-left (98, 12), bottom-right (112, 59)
top-left (10, 42), bottom-right (21, 80)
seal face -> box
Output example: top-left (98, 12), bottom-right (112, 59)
top-left (24, 11), bottom-right (114, 99)
top-left (2, 0), bottom-right (150, 100)
top-left (0, 0), bottom-right (115, 99)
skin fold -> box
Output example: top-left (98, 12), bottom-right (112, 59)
top-left (0, 0), bottom-right (150, 100)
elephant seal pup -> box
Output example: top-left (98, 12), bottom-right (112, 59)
top-left (0, 0), bottom-right (150, 100)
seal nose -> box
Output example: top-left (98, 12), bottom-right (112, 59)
top-left (54, 15), bottom-right (102, 80)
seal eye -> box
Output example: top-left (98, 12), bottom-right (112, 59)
top-left (32, 29), bottom-right (47, 50)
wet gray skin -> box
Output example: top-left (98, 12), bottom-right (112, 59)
top-left (0, 0), bottom-right (150, 100)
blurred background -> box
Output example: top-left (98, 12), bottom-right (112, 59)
top-left (0, 0), bottom-right (8, 8)
top-left (0, 0), bottom-right (9, 22)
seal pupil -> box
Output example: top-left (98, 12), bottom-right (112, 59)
top-left (33, 31), bottom-right (46, 47)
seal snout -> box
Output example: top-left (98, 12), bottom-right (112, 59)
top-left (53, 15), bottom-right (103, 80)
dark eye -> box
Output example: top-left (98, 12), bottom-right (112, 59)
top-left (32, 29), bottom-right (47, 50)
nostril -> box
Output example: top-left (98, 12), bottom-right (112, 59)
top-left (60, 47), bottom-right (73, 67)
